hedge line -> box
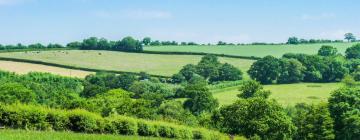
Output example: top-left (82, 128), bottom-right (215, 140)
top-left (0, 48), bottom-right (74, 53)
top-left (0, 57), bottom-right (170, 79)
top-left (141, 50), bottom-right (261, 60)
top-left (0, 104), bottom-right (228, 140)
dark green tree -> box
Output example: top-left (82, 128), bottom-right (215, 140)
top-left (219, 98), bottom-right (295, 139)
top-left (287, 37), bottom-right (299, 44)
top-left (248, 55), bottom-right (280, 84)
top-left (210, 63), bottom-right (243, 82)
top-left (237, 80), bottom-right (271, 99)
top-left (344, 33), bottom-right (356, 42)
top-left (278, 58), bottom-right (305, 84)
top-left (291, 103), bottom-right (335, 140)
top-left (318, 45), bottom-right (338, 56)
top-left (345, 44), bottom-right (360, 59)
top-left (196, 55), bottom-right (221, 80)
top-left (142, 37), bottom-right (151, 45)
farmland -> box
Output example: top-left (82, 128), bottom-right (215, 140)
top-left (0, 50), bottom-right (254, 77)
top-left (144, 42), bottom-right (356, 57)
top-left (213, 82), bottom-right (342, 107)
top-left (0, 60), bottom-right (92, 78)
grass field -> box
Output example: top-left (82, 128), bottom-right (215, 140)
top-left (144, 42), bottom-right (356, 57)
top-left (0, 60), bottom-right (93, 78)
top-left (0, 50), bottom-right (254, 77)
top-left (0, 129), bottom-right (167, 140)
top-left (213, 83), bottom-right (342, 107)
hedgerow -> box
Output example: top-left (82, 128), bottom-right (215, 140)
top-left (0, 103), bottom-right (228, 139)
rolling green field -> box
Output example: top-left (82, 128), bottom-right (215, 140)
top-left (0, 50), bottom-right (254, 77)
top-left (213, 83), bottom-right (342, 107)
top-left (0, 129), bottom-right (167, 140)
top-left (144, 42), bottom-right (356, 57)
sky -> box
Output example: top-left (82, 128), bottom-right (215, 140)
top-left (0, 0), bottom-right (359, 44)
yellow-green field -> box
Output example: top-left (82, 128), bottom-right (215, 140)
top-left (145, 42), bottom-right (356, 57)
top-left (0, 50), bottom-right (254, 77)
top-left (213, 83), bottom-right (342, 107)
top-left (0, 129), bottom-right (168, 140)
top-left (0, 60), bottom-right (93, 78)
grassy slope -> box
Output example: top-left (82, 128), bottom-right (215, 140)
top-left (0, 60), bottom-right (93, 78)
top-left (144, 42), bottom-right (356, 57)
top-left (0, 50), bottom-right (254, 77)
top-left (213, 83), bottom-right (342, 107)
top-left (0, 129), bottom-right (167, 140)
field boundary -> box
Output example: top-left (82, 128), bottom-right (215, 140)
top-left (141, 50), bottom-right (261, 60)
top-left (0, 57), bottom-right (170, 78)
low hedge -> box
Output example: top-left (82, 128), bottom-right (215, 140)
top-left (0, 104), bottom-right (228, 140)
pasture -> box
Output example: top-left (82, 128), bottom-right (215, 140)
top-left (144, 42), bottom-right (356, 57)
top-left (213, 83), bottom-right (342, 107)
top-left (0, 60), bottom-right (93, 78)
top-left (0, 50), bottom-right (254, 77)
top-left (0, 129), bottom-right (167, 140)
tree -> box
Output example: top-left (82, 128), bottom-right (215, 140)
top-left (179, 64), bottom-right (197, 81)
top-left (278, 58), bottom-right (305, 84)
top-left (210, 63), bottom-right (242, 82)
top-left (345, 43), bottom-right (360, 59)
top-left (81, 37), bottom-right (99, 50)
top-left (0, 82), bottom-right (36, 104)
top-left (142, 37), bottom-right (151, 45)
top-left (318, 45), bottom-right (338, 56)
top-left (171, 73), bottom-right (186, 84)
top-left (219, 98), bottom-right (295, 139)
top-left (196, 55), bottom-right (221, 79)
top-left (158, 100), bottom-right (198, 125)
top-left (321, 57), bottom-right (348, 82)
top-left (287, 37), bottom-right (299, 44)
top-left (291, 103), bottom-right (335, 140)
top-left (248, 55), bottom-right (280, 84)
top-left (115, 36), bottom-right (143, 52)
top-left (237, 80), bottom-right (271, 99)
top-left (344, 33), bottom-right (356, 42)
top-left (183, 76), bottom-right (218, 115)
top-left (328, 87), bottom-right (360, 139)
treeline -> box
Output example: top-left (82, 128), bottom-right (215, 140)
top-left (0, 43), bottom-right (64, 50)
top-left (287, 37), bottom-right (345, 44)
top-left (248, 44), bottom-right (360, 84)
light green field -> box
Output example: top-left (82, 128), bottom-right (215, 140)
top-left (0, 50), bottom-right (254, 77)
top-left (0, 129), bottom-right (166, 140)
top-left (145, 42), bottom-right (356, 57)
top-left (213, 83), bottom-right (342, 107)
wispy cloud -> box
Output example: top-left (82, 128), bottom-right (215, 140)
top-left (300, 13), bottom-right (336, 21)
top-left (93, 9), bottom-right (173, 20)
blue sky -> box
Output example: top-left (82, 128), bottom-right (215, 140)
top-left (0, 0), bottom-right (359, 44)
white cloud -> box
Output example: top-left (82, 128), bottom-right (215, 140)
top-left (93, 9), bottom-right (172, 20)
top-left (301, 13), bottom-right (336, 21)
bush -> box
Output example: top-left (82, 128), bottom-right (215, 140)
top-left (67, 109), bottom-right (104, 133)
top-left (106, 116), bottom-right (137, 135)
top-left (137, 121), bottom-right (158, 137)
top-left (46, 109), bottom-right (69, 131)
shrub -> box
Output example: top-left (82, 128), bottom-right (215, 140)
top-left (46, 109), bottom-right (69, 131)
top-left (137, 121), bottom-right (158, 137)
top-left (106, 116), bottom-right (137, 135)
top-left (67, 109), bottom-right (104, 133)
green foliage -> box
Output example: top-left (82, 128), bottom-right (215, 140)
top-left (158, 100), bottom-right (198, 126)
top-left (75, 36), bottom-right (143, 52)
top-left (237, 80), bottom-right (271, 99)
top-left (318, 45), bottom-right (338, 56)
top-left (344, 33), bottom-right (356, 42)
top-left (219, 98), bottom-right (295, 139)
top-left (290, 103), bottom-right (335, 140)
top-left (345, 43), bottom-right (360, 59)
top-left (210, 63), bottom-right (243, 82)
top-left (0, 82), bottom-right (36, 104)
top-left (0, 103), bottom-right (227, 139)
top-left (183, 77), bottom-right (219, 115)
top-left (287, 37), bottom-right (299, 44)
top-left (278, 58), bottom-right (305, 84)
top-left (0, 71), bottom-right (83, 109)
top-left (248, 55), bottom-right (280, 84)
top-left (328, 87), bottom-right (360, 139)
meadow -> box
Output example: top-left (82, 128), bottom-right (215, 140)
top-left (0, 129), bottom-right (168, 140)
top-left (213, 82), bottom-right (342, 107)
top-left (144, 42), bottom-right (355, 57)
top-left (0, 50), bottom-right (254, 77)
